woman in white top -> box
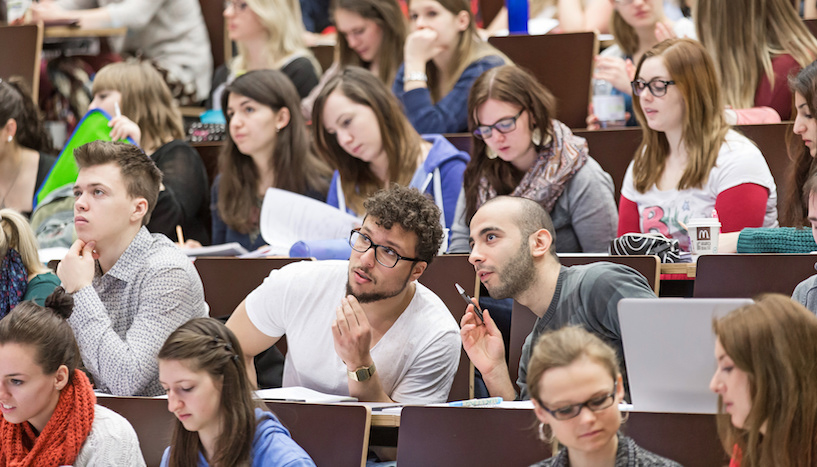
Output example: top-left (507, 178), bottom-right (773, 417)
top-left (0, 288), bottom-right (144, 466)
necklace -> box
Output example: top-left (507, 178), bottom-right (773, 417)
top-left (0, 158), bottom-right (23, 209)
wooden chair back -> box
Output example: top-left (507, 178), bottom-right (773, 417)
top-left (693, 254), bottom-right (817, 298)
top-left (198, 0), bottom-right (226, 69)
top-left (572, 127), bottom-right (642, 205)
top-left (0, 24), bottom-right (43, 102)
top-left (737, 123), bottom-right (792, 216)
top-left (265, 401), bottom-right (371, 467)
top-left (488, 32), bottom-right (598, 129)
top-left (96, 397), bottom-right (174, 467)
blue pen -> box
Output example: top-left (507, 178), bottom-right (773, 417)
top-left (446, 397), bottom-right (503, 407)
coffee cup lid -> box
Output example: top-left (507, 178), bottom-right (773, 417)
top-left (686, 218), bottom-right (721, 227)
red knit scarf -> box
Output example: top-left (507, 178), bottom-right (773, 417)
top-left (0, 369), bottom-right (96, 467)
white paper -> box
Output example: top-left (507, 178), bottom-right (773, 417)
top-left (255, 386), bottom-right (358, 403)
top-left (183, 242), bottom-right (249, 257)
top-left (259, 188), bottom-right (361, 253)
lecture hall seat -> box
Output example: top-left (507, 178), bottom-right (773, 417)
top-left (693, 253), bottom-right (817, 298)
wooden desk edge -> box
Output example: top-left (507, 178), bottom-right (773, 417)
top-left (660, 262), bottom-right (696, 278)
top-left (44, 26), bottom-right (127, 38)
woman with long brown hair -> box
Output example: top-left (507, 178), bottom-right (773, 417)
top-left (159, 318), bottom-right (314, 466)
top-left (618, 39), bottom-right (777, 252)
top-left (214, 69), bottom-right (331, 251)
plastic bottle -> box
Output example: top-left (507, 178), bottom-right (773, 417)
top-left (507, 0), bottom-right (529, 35)
top-left (592, 79), bottom-right (627, 128)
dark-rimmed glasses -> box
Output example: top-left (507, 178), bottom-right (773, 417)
top-left (473, 109), bottom-right (524, 140)
top-left (349, 229), bottom-right (424, 268)
top-left (541, 381), bottom-right (618, 420)
top-left (631, 78), bottom-right (676, 97)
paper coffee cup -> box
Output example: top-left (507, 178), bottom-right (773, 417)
top-left (687, 218), bottom-right (721, 258)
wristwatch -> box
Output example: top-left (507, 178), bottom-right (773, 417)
top-left (347, 362), bottom-right (377, 382)
top-left (405, 71), bottom-right (428, 83)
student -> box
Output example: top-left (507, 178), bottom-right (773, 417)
top-left (0, 78), bottom-right (56, 217)
top-left (89, 61), bottom-right (211, 244)
top-left (56, 141), bottom-right (207, 397)
top-left (618, 39), bottom-right (778, 252)
top-left (529, 326), bottom-right (681, 467)
top-left (449, 65), bottom-right (617, 254)
top-left (301, 0), bottom-right (406, 119)
top-left (721, 61), bottom-right (817, 253)
top-left (312, 66), bottom-right (468, 238)
top-left (212, 70), bottom-right (332, 251)
top-left (0, 209), bottom-right (59, 316)
top-left (31, 0), bottom-right (213, 104)
top-left (710, 295), bottom-right (817, 467)
top-left (587, 0), bottom-right (695, 129)
top-left (0, 288), bottom-right (145, 466)
top-left (695, 0), bottom-right (817, 120)
top-left (159, 318), bottom-right (315, 467)
top-left (461, 196), bottom-right (656, 401)
top-left (211, 0), bottom-right (321, 109)
top-left (226, 186), bottom-right (461, 403)
top-left (393, 0), bottom-right (509, 134)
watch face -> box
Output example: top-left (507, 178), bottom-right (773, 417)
top-left (355, 368), bottom-right (370, 381)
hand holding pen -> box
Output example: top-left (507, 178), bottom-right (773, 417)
top-left (455, 283), bottom-right (483, 324)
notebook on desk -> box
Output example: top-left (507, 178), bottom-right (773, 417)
top-left (618, 298), bottom-right (752, 414)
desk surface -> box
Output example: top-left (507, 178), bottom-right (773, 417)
top-left (44, 25), bottom-right (126, 38)
top-left (661, 262), bottom-right (696, 278)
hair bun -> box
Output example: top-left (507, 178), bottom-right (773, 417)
top-left (44, 286), bottom-right (75, 319)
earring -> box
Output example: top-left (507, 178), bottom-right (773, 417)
top-left (6, 136), bottom-right (11, 143)
top-left (620, 409), bottom-right (630, 424)
top-left (531, 128), bottom-right (542, 146)
top-left (485, 146), bottom-right (498, 160)
top-left (537, 422), bottom-right (547, 442)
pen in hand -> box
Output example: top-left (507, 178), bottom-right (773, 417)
top-left (455, 283), bottom-right (483, 323)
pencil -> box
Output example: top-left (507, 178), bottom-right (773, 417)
top-left (176, 225), bottom-right (185, 246)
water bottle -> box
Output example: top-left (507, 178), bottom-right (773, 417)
top-left (506, 0), bottom-right (528, 35)
top-left (592, 79), bottom-right (627, 128)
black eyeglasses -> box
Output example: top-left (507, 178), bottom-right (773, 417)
top-left (541, 381), bottom-right (618, 420)
top-left (631, 78), bottom-right (676, 97)
top-left (349, 229), bottom-right (424, 268)
top-left (473, 109), bottom-right (524, 140)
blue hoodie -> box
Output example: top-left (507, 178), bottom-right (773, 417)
top-left (327, 134), bottom-right (469, 239)
top-left (161, 408), bottom-right (315, 467)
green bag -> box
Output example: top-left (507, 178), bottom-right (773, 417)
top-left (34, 109), bottom-right (136, 209)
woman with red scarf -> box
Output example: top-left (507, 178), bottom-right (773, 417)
top-left (0, 288), bottom-right (145, 466)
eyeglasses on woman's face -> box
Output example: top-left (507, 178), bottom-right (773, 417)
top-left (541, 381), bottom-right (618, 420)
top-left (473, 109), bottom-right (524, 140)
top-left (631, 78), bottom-right (676, 98)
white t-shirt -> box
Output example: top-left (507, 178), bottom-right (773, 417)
top-left (621, 130), bottom-right (778, 250)
top-left (245, 260), bottom-right (461, 404)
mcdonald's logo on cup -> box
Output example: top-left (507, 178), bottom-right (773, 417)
top-left (687, 218), bottom-right (721, 259)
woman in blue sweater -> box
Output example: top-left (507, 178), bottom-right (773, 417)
top-left (159, 318), bottom-right (315, 467)
top-left (313, 66), bottom-right (468, 251)
top-left (393, 0), bottom-right (509, 133)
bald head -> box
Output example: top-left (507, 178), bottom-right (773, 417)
top-left (481, 196), bottom-right (557, 251)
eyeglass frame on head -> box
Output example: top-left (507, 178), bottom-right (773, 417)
top-left (631, 78), bottom-right (676, 98)
top-left (348, 228), bottom-right (424, 268)
top-left (473, 109), bottom-right (524, 140)
top-left (540, 380), bottom-right (619, 421)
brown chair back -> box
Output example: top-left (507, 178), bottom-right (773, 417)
top-left (0, 24), bottom-right (43, 102)
top-left (693, 253), bottom-right (817, 298)
top-left (488, 32), bottom-right (598, 129)
top-left (198, 0), bottom-right (226, 69)
top-left (737, 123), bottom-right (793, 217)
top-left (310, 45), bottom-right (335, 74)
top-left (96, 397), bottom-right (174, 467)
top-left (265, 401), bottom-right (371, 467)
top-left (192, 141), bottom-right (221, 187)
top-left (397, 406), bottom-right (550, 466)
top-left (508, 256), bottom-right (659, 393)
top-left (418, 254), bottom-right (477, 401)
top-left (624, 413), bottom-right (728, 467)
top-left (194, 257), bottom-right (310, 318)
top-left (573, 127), bottom-right (642, 206)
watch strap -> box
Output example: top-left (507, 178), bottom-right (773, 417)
top-left (347, 362), bottom-right (377, 382)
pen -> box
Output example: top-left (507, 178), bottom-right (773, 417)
top-left (446, 397), bottom-right (503, 407)
top-left (176, 225), bottom-right (185, 246)
top-left (114, 101), bottom-right (122, 118)
top-left (455, 283), bottom-right (483, 323)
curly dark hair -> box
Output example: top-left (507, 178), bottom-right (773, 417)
top-left (362, 185), bottom-right (443, 264)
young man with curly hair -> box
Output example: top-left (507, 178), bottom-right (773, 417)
top-left (227, 185), bottom-right (461, 403)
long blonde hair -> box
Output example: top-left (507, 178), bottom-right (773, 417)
top-left (92, 62), bottom-right (185, 153)
top-left (232, 0), bottom-right (321, 75)
top-left (406, 0), bottom-right (508, 102)
top-left (0, 209), bottom-right (49, 275)
top-left (695, 0), bottom-right (817, 114)
top-left (631, 39), bottom-right (730, 193)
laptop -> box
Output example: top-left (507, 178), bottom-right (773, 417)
top-left (618, 298), bottom-right (752, 414)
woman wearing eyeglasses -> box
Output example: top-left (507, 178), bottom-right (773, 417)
top-left (312, 67), bottom-right (469, 248)
top-left (529, 326), bottom-right (681, 467)
top-left (618, 39), bottom-right (777, 252)
top-left (448, 65), bottom-right (617, 253)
